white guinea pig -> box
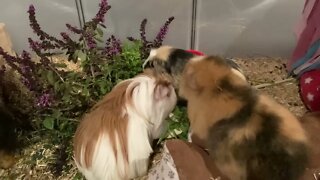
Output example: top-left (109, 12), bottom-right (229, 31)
top-left (73, 69), bottom-right (177, 180)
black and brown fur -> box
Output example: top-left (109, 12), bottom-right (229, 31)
top-left (145, 46), bottom-right (310, 180)
top-left (183, 56), bottom-right (309, 180)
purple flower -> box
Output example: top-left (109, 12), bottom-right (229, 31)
top-left (27, 4), bottom-right (64, 46)
top-left (153, 16), bottom-right (174, 47)
top-left (28, 38), bottom-right (42, 52)
top-left (21, 77), bottom-right (32, 90)
top-left (84, 32), bottom-right (96, 49)
top-left (0, 47), bottom-right (23, 74)
top-left (28, 4), bottom-right (35, 13)
top-left (93, 0), bottom-right (111, 24)
top-left (140, 19), bottom-right (147, 44)
top-left (21, 65), bottom-right (31, 74)
top-left (36, 92), bottom-right (54, 108)
top-left (60, 32), bottom-right (72, 42)
top-left (104, 35), bottom-right (122, 58)
top-left (66, 24), bottom-right (82, 34)
top-left (21, 50), bottom-right (31, 60)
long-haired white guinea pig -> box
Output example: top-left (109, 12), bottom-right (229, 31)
top-left (73, 69), bottom-right (177, 180)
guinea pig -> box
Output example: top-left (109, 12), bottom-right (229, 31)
top-left (73, 68), bottom-right (177, 180)
top-left (175, 55), bottom-right (309, 180)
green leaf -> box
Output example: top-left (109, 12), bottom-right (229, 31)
top-left (52, 110), bottom-right (62, 119)
top-left (96, 27), bottom-right (104, 37)
top-left (43, 117), bottom-right (55, 130)
top-left (82, 87), bottom-right (89, 97)
top-left (47, 70), bottom-right (55, 85)
top-left (77, 50), bottom-right (87, 62)
top-left (54, 81), bottom-right (60, 92)
top-left (94, 36), bottom-right (104, 43)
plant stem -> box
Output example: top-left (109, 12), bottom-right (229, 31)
top-left (254, 78), bottom-right (296, 89)
top-left (49, 56), bottom-right (65, 82)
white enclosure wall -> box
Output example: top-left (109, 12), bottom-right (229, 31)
top-left (0, 0), bottom-right (80, 54)
top-left (196, 0), bottom-right (305, 57)
top-left (0, 0), bottom-right (305, 58)
top-left (82, 0), bottom-right (193, 50)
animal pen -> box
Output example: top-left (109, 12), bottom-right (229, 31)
top-left (0, 0), bottom-right (319, 180)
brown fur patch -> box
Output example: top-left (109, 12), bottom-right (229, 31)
top-left (257, 95), bottom-right (308, 143)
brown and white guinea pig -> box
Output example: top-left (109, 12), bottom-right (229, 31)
top-left (73, 69), bottom-right (177, 180)
top-left (144, 47), bottom-right (309, 180)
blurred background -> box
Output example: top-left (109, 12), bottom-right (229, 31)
top-left (0, 0), bottom-right (304, 57)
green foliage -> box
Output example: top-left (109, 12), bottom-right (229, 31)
top-left (37, 41), bottom-right (143, 135)
top-left (158, 106), bottom-right (189, 144)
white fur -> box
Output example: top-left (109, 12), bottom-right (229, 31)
top-left (187, 128), bottom-right (193, 143)
top-left (142, 49), bottom-right (157, 69)
top-left (231, 68), bottom-right (246, 81)
top-left (75, 75), bottom-right (177, 180)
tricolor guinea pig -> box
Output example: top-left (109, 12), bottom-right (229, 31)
top-left (171, 55), bottom-right (309, 180)
top-left (73, 69), bottom-right (177, 180)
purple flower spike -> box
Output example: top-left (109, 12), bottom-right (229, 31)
top-left (66, 24), bottom-right (82, 34)
top-left (28, 5), bottom-right (35, 13)
top-left (21, 77), bottom-right (32, 91)
top-left (93, 0), bottom-right (111, 24)
top-left (83, 32), bottom-right (97, 49)
top-left (104, 35), bottom-right (122, 58)
top-left (27, 4), bottom-right (64, 47)
top-left (140, 19), bottom-right (147, 44)
top-left (28, 38), bottom-right (42, 52)
top-left (21, 50), bottom-right (31, 60)
top-left (36, 92), bottom-right (54, 108)
top-left (153, 16), bottom-right (174, 48)
top-left (60, 32), bottom-right (72, 42)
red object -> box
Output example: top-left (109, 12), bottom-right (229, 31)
top-left (186, 49), bottom-right (205, 56)
top-left (299, 69), bottom-right (320, 112)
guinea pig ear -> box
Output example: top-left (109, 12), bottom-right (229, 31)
top-left (154, 83), bottom-right (171, 101)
